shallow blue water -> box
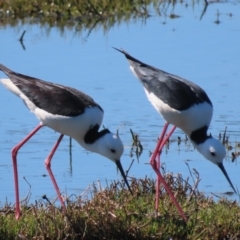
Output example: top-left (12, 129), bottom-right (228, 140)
top-left (0, 1), bottom-right (240, 206)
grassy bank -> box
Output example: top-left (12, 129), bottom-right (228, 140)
top-left (1, 173), bottom-right (240, 239)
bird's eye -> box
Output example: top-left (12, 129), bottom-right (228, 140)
top-left (110, 149), bottom-right (116, 153)
top-left (209, 146), bottom-right (216, 156)
top-left (210, 151), bottom-right (216, 156)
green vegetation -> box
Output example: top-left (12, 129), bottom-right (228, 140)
top-left (0, 0), bottom-right (159, 18)
top-left (1, 173), bottom-right (240, 239)
top-left (0, 0), bottom-right (211, 38)
top-left (0, 0), bottom-right (165, 30)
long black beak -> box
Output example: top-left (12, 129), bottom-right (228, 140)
top-left (115, 160), bottom-right (133, 195)
top-left (217, 162), bottom-right (237, 194)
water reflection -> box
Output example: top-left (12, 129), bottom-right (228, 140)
top-left (18, 30), bottom-right (26, 50)
top-left (0, 0), bottom-right (218, 46)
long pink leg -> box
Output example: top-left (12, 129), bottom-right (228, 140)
top-left (155, 125), bottom-right (176, 209)
top-left (44, 134), bottom-right (66, 211)
top-left (12, 124), bottom-right (43, 220)
top-left (149, 123), bottom-right (169, 209)
top-left (150, 123), bottom-right (187, 221)
top-left (154, 123), bottom-right (170, 213)
top-left (156, 125), bottom-right (177, 169)
top-left (149, 123), bottom-right (169, 167)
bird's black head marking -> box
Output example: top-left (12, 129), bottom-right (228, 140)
top-left (110, 149), bottom-right (116, 153)
top-left (190, 126), bottom-right (210, 145)
top-left (84, 124), bottom-right (111, 144)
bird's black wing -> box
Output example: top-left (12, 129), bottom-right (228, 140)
top-left (0, 64), bottom-right (102, 116)
top-left (143, 75), bottom-right (212, 111)
top-left (114, 48), bottom-right (212, 111)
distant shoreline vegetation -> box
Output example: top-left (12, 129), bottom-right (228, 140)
top-left (0, 0), bottom-right (163, 25)
top-left (0, 0), bottom-right (214, 38)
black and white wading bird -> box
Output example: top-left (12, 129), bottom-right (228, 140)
top-left (0, 63), bottom-right (132, 220)
top-left (114, 48), bottom-right (237, 221)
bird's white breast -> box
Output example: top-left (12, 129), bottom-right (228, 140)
top-left (35, 106), bottom-right (104, 141)
top-left (144, 88), bottom-right (213, 135)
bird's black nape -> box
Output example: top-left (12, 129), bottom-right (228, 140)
top-left (115, 160), bottom-right (133, 195)
top-left (217, 162), bottom-right (237, 194)
top-left (84, 125), bottom-right (111, 144)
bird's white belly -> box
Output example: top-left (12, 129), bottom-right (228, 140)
top-left (145, 90), bottom-right (213, 135)
top-left (34, 107), bottom-right (104, 140)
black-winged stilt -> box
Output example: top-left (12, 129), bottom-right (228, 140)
top-left (0, 63), bottom-right (132, 220)
top-left (115, 48), bottom-right (236, 221)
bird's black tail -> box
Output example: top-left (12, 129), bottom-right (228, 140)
top-left (113, 47), bottom-right (158, 72)
top-left (112, 47), bottom-right (147, 65)
top-left (0, 63), bottom-right (12, 76)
